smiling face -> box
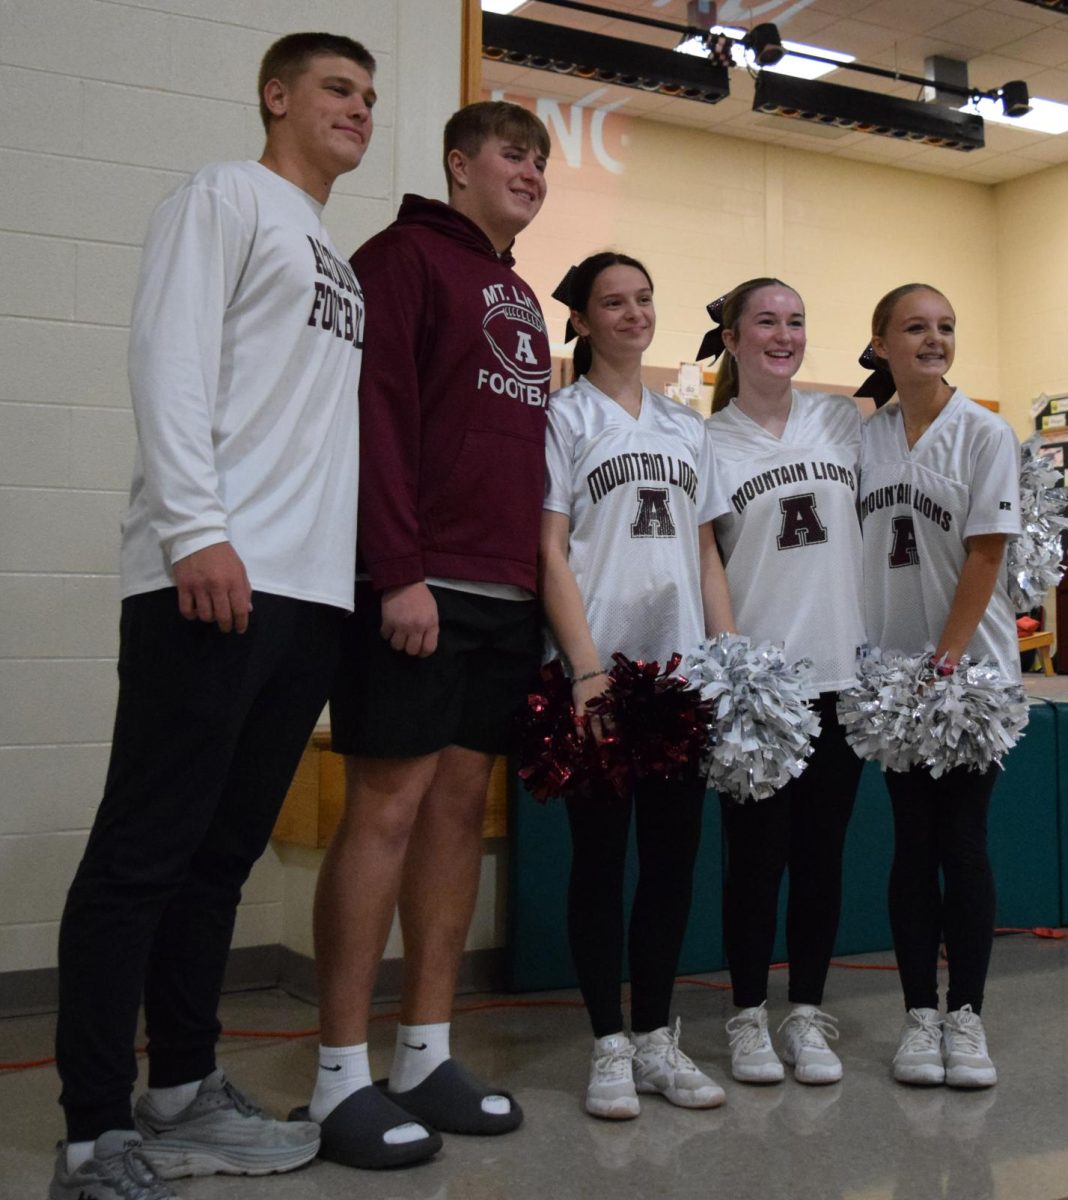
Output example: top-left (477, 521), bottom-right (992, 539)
top-left (723, 284), bottom-right (806, 389)
top-left (572, 264), bottom-right (655, 362)
top-left (447, 135), bottom-right (547, 251)
top-left (262, 53), bottom-right (376, 188)
top-left (871, 287), bottom-right (956, 389)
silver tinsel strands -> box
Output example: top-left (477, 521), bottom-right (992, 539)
top-left (836, 650), bottom-right (927, 773)
top-left (680, 633), bottom-right (820, 802)
top-left (836, 650), bottom-right (1029, 776)
top-left (1008, 434), bottom-right (1068, 611)
top-left (912, 659), bottom-right (1029, 778)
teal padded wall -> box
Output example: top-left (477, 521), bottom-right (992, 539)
top-left (507, 701), bottom-right (1063, 994)
top-left (988, 699), bottom-right (1060, 929)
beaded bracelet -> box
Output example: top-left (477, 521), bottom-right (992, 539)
top-left (573, 668), bottom-right (608, 684)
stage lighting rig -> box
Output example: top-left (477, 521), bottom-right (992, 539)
top-left (753, 73), bottom-right (985, 151)
top-left (482, 12), bottom-right (729, 105)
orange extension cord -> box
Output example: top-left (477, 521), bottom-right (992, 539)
top-left (2, 926), bottom-right (1063, 1073)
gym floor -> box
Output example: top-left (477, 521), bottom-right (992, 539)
top-left (4, 933), bottom-right (1067, 1200)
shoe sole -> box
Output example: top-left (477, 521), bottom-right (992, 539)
top-left (635, 1082), bottom-right (726, 1108)
top-left (586, 1099), bottom-right (640, 1120)
top-left (731, 1066), bottom-right (784, 1084)
top-left (946, 1071), bottom-right (996, 1089)
top-left (783, 1058), bottom-right (842, 1086)
top-left (140, 1140), bottom-right (319, 1179)
top-left (892, 1068), bottom-right (945, 1086)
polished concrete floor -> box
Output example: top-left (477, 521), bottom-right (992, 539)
top-left (3, 936), bottom-right (1067, 1200)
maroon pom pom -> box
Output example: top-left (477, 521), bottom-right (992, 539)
top-left (518, 654), bottom-right (711, 803)
top-left (517, 660), bottom-right (627, 802)
top-left (598, 652), bottom-right (713, 784)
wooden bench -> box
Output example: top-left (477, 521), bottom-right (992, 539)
top-left (1019, 630), bottom-right (1055, 677)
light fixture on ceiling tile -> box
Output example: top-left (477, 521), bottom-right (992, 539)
top-left (753, 73), bottom-right (985, 151)
top-left (482, 12), bottom-right (731, 105)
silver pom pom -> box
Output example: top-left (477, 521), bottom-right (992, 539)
top-left (680, 633), bottom-right (820, 802)
top-left (1008, 434), bottom-right (1068, 611)
top-left (837, 649), bottom-right (1029, 776)
top-left (912, 658), bottom-right (1030, 778)
top-left (836, 649), bottom-right (927, 773)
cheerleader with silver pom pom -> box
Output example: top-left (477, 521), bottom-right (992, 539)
top-left (701, 278), bottom-right (867, 1087)
top-left (855, 283), bottom-right (1023, 1089)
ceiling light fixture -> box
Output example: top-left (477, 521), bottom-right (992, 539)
top-left (753, 73), bottom-right (985, 151)
top-left (961, 93), bottom-right (1068, 135)
top-left (677, 28), bottom-right (854, 80)
top-left (482, 12), bottom-right (730, 105)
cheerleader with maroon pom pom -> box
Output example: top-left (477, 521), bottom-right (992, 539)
top-left (538, 252), bottom-right (735, 1120)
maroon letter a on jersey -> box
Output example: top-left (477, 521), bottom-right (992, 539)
top-left (776, 493), bottom-right (827, 549)
top-left (888, 515), bottom-right (919, 568)
top-left (631, 488), bottom-right (676, 538)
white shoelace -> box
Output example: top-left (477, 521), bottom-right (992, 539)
top-left (642, 1017), bottom-right (698, 1072)
top-left (779, 1008), bottom-right (839, 1049)
top-left (897, 1009), bottom-right (943, 1056)
top-left (594, 1041), bottom-right (636, 1083)
top-left (946, 1007), bottom-right (987, 1054)
top-left (726, 1004), bottom-right (772, 1054)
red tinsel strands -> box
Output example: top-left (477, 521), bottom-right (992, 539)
top-left (596, 652), bottom-right (715, 784)
top-left (517, 653), bottom-right (712, 801)
top-left (517, 660), bottom-right (587, 802)
top-left (517, 660), bottom-right (629, 802)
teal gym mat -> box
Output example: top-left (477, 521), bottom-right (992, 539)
top-left (506, 699), bottom-right (1064, 993)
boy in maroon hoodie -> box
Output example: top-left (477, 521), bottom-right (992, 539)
top-left (298, 101), bottom-right (552, 1170)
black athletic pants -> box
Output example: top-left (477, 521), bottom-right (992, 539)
top-left (56, 590), bottom-right (342, 1142)
top-left (566, 775), bottom-right (706, 1038)
top-left (886, 764), bottom-right (997, 1014)
top-left (720, 692), bottom-right (861, 1009)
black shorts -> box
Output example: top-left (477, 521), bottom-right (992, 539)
top-left (330, 583), bottom-right (540, 758)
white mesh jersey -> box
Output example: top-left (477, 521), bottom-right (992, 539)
top-left (706, 390), bottom-right (865, 692)
top-left (544, 377), bottom-right (723, 666)
top-left (859, 390), bottom-right (1022, 682)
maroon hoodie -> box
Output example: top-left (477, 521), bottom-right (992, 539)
top-left (351, 195), bottom-right (551, 593)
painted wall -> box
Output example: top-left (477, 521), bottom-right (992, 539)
top-left (503, 90), bottom-right (1022, 429)
top-left (0, 0), bottom-right (462, 978)
top-left (995, 161), bottom-right (1068, 424)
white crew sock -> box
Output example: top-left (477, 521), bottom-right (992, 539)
top-left (310, 1043), bottom-right (426, 1145)
top-left (308, 1043), bottom-right (372, 1124)
top-left (390, 1022), bottom-right (510, 1115)
top-left (145, 1078), bottom-right (202, 1117)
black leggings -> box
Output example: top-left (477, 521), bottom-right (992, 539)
top-left (566, 775), bottom-right (705, 1038)
top-left (886, 764), bottom-right (997, 1014)
top-left (721, 693), bottom-right (861, 1009)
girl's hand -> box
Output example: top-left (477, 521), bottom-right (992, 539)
top-left (572, 672), bottom-right (610, 742)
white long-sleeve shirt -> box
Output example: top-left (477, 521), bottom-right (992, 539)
top-left (121, 160), bottom-right (363, 611)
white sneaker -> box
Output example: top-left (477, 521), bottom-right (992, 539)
top-left (725, 1002), bottom-right (784, 1084)
top-left (778, 1005), bottom-right (842, 1084)
top-left (892, 1008), bottom-right (945, 1086)
top-left (633, 1018), bottom-right (726, 1109)
top-left (586, 1034), bottom-right (640, 1119)
top-left (942, 1006), bottom-right (997, 1089)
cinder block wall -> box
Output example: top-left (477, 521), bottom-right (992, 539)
top-left (0, 0), bottom-right (461, 982)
